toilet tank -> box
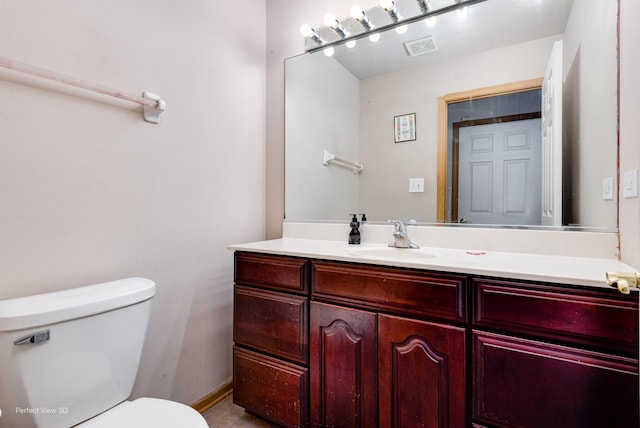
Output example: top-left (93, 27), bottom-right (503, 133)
top-left (0, 278), bottom-right (155, 428)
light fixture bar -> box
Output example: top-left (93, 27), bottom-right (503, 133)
top-left (306, 0), bottom-right (488, 53)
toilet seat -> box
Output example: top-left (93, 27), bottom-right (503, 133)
top-left (76, 397), bottom-right (208, 427)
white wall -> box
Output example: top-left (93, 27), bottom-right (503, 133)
top-left (0, 0), bottom-right (266, 405)
top-left (285, 53), bottom-right (360, 220)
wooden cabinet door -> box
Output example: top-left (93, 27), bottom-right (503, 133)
top-left (310, 301), bottom-right (378, 428)
top-left (378, 314), bottom-right (466, 428)
top-left (473, 331), bottom-right (639, 428)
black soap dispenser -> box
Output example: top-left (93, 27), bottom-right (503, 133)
top-left (348, 214), bottom-right (361, 245)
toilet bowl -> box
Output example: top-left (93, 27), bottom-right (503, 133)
top-left (0, 278), bottom-right (208, 428)
top-left (77, 398), bottom-right (208, 427)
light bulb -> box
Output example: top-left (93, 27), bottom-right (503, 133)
top-left (457, 6), bottom-right (468, 17)
top-left (379, 0), bottom-right (394, 10)
top-left (369, 32), bottom-right (380, 42)
top-left (425, 16), bottom-right (436, 27)
top-left (324, 47), bottom-right (335, 57)
top-left (396, 24), bottom-right (408, 35)
top-left (324, 13), bottom-right (338, 28)
top-left (299, 24), bottom-right (313, 38)
top-left (346, 40), bottom-right (357, 48)
top-left (350, 4), bottom-right (364, 20)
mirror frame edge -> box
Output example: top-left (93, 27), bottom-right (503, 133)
top-left (436, 77), bottom-right (545, 223)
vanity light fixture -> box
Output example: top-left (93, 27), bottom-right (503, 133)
top-left (350, 4), bottom-right (374, 31)
top-left (379, 0), bottom-right (400, 23)
top-left (324, 13), bottom-right (349, 39)
top-left (299, 24), bottom-right (326, 46)
top-left (301, 0), bottom-right (488, 54)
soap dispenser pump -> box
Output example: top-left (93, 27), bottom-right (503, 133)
top-left (348, 214), bottom-right (361, 245)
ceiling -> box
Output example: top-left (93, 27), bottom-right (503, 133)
top-left (315, 0), bottom-right (574, 79)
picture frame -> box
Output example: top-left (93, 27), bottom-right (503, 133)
top-left (394, 113), bottom-right (416, 143)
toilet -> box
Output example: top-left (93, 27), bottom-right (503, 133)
top-left (0, 278), bottom-right (208, 428)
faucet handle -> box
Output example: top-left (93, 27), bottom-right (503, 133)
top-left (388, 219), bottom-right (404, 230)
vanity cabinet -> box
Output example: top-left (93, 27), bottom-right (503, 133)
top-left (472, 278), bottom-right (639, 428)
top-left (232, 251), bottom-right (639, 428)
top-left (233, 252), bottom-right (310, 428)
top-left (310, 261), bottom-right (468, 428)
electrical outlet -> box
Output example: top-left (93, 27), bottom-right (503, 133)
top-left (623, 169), bottom-right (638, 199)
top-left (409, 178), bottom-right (424, 193)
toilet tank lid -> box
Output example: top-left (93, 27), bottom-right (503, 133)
top-left (0, 277), bottom-right (156, 332)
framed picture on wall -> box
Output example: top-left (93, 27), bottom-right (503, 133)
top-left (394, 113), bottom-right (416, 143)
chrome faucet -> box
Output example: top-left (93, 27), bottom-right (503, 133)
top-left (388, 219), bottom-right (420, 249)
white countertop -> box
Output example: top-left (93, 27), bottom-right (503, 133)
top-left (229, 238), bottom-right (638, 290)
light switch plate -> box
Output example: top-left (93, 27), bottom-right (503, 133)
top-left (409, 177), bottom-right (424, 193)
top-left (602, 176), bottom-right (614, 200)
top-left (623, 169), bottom-right (638, 199)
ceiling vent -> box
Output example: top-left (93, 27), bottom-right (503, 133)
top-left (404, 35), bottom-right (439, 57)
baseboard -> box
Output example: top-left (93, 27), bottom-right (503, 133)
top-left (191, 380), bottom-right (233, 414)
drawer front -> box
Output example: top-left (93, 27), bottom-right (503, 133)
top-left (235, 252), bottom-right (309, 294)
top-left (312, 261), bottom-right (467, 323)
top-left (233, 346), bottom-right (309, 428)
top-left (473, 278), bottom-right (639, 355)
top-left (473, 331), bottom-right (639, 428)
top-left (234, 285), bottom-right (308, 364)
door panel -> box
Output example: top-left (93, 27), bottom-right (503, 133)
top-left (310, 301), bottom-right (378, 428)
top-left (473, 332), bottom-right (639, 428)
top-left (458, 118), bottom-right (541, 225)
top-left (378, 314), bottom-right (466, 428)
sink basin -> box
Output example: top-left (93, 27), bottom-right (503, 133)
top-left (349, 248), bottom-right (437, 259)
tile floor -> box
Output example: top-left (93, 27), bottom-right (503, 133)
top-left (203, 395), bottom-right (278, 427)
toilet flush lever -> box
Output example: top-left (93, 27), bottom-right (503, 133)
top-left (14, 329), bottom-right (50, 345)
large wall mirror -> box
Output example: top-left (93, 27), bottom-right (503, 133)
top-left (285, 0), bottom-right (618, 231)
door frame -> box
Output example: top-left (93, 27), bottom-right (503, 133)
top-left (451, 112), bottom-right (542, 222)
top-left (437, 78), bottom-right (543, 222)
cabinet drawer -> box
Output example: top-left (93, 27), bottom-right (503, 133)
top-left (312, 261), bottom-right (467, 323)
top-left (234, 285), bottom-right (308, 364)
top-left (235, 252), bottom-right (309, 294)
top-left (473, 331), bottom-right (639, 428)
top-left (233, 346), bottom-right (309, 428)
top-left (473, 278), bottom-right (639, 355)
